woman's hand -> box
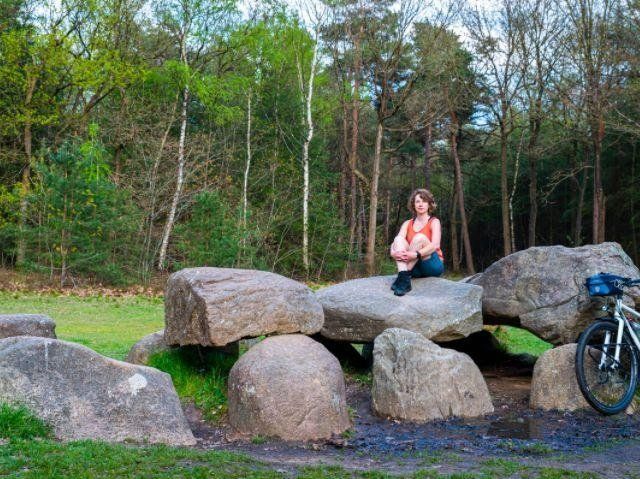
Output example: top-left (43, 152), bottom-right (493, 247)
top-left (391, 248), bottom-right (407, 261)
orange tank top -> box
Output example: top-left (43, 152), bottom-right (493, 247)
top-left (406, 217), bottom-right (444, 260)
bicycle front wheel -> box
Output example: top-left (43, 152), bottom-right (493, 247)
top-left (575, 320), bottom-right (639, 415)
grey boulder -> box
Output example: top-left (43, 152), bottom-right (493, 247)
top-left (126, 330), bottom-right (173, 365)
top-left (530, 344), bottom-right (589, 411)
top-left (0, 336), bottom-right (195, 446)
top-left (317, 276), bottom-right (483, 342)
top-left (471, 242), bottom-right (640, 344)
top-left (164, 268), bottom-right (324, 347)
top-left (0, 314), bottom-right (56, 339)
top-left (372, 328), bottom-right (494, 422)
top-left (227, 334), bottom-right (350, 440)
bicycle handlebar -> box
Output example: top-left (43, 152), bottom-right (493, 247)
top-left (625, 278), bottom-right (640, 287)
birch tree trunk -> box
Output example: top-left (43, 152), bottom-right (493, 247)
top-left (242, 89), bottom-right (252, 231)
top-left (142, 93), bottom-right (178, 275)
top-left (157, 85), bottom-right (189, 270)
top-left (301, 36), bottom-right (319, 275)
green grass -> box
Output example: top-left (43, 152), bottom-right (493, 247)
top-left (147, 347), bottom-right (236, 422)
top-left (0, 403), bottom-right (51, 440)
top-left (0, 438), bottom-right (285, 479)
top-left (493, 325), bottom-right (552, 357)
top-left (0, 291), bottom-right (164, 360)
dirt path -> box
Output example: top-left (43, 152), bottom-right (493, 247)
top-left (189, 371), bottom-right (640, 477)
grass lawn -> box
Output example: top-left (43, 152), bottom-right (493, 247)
top-left (0, 292), bottom-right (164, 360)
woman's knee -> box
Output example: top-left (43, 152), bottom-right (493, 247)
top-left (409, 233), bottom-right (430, 249)
top-left (392, 236), bottom-right (409, 250)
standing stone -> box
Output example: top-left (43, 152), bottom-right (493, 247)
top-left (472, 242), bottom-right (640, 344)
top-left (317, 277), bottom-right (483, 343)
top-left (227, 335), bottom-right (350, 440)
top-left (0, 336), bottom-right (195, 446)
top-left (0, 314), bottom-right (56, 339)
top-left (164, 268), bottom-right (324, 347)
top-left (530, 343), bottom-right (590, 411)
top-left (372, 328), bottom-right (494, 422)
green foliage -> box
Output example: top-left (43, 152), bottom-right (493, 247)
top-left (250, 435), bottom-right (267, 445)
top-left (174, 191), bottom-right (242, 268)
top-left (0, 403), bottom-right (51, 440)
top-left (0, 184), bottom-right (19, 264)
top-left (25, 139), bottom-right (142, 284)
top-left (147, 346), bottom-right (237, 422)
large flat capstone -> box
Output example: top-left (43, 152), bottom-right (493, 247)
top-left (316, 276), bottom-right (483, 342)
top-left (0, 314), bottom-right (56, 339)
top-left (0, 336), bottom-right (196, 446)
top-left (164, 268), bottom-right (324, 347)
top-left (471, 242), bottom-right (640, 344)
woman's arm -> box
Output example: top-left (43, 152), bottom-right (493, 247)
top-left (415, 218), bottom-right (441, 258)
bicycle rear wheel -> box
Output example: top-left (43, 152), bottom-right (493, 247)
top-left (575, 320), bottom-right (638, 415)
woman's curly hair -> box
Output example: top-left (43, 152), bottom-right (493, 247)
top-left (408, 189), bottom-right (437, 216)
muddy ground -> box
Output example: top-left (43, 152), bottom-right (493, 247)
top-left (187, 360), bottom-right (640, 477)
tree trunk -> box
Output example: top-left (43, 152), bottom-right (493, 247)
top-left (339, 103), bottom-right (349, 223)
top-left (365, 120), bottom-right (384, 275)
top-left (450, 121), bottom-right (475, 274)
top-left (16, 74), bottom-right (37, 266)
top-left (242, 89), bottom-right (252, 230)
top-left (142, 93), bottom-right (178, 277)
top-left (423, 123), bottom-right (432, 189)
top-left (527, 114), bottom-right (540, 247)
top-left (592, 141), bottom-right (601, 244)
top-left (575, 145), bottom-right (589, 246)
top-left (301, 37), bottom-right (319, 275)
top-left (450, 187), bottom-right (460, 273)
top-left (500, 118), bottom-right (512, 257)
top-left (593, 116), bottom-right (606, 243)
top-left (509, 133), bottom-right (524, 253)
top-left (157, 85), bottom-right (189, 270)
top-left (347, 30), bottom-right (362, 268)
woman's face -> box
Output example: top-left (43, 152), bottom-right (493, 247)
top-left (414, 195), bottom-right (429, 214)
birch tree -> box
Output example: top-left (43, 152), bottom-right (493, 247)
top-left (156, 0), bottom-right (237, 270)
top-left (296, 1), bottom-right (326, 274)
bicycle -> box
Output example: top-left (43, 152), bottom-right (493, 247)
top-left (575, 273), bottom-right (640, 414)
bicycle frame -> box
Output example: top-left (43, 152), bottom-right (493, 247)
top-left (605, 299), bottom-right (640, 367)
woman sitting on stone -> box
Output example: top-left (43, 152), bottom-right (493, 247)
top-left (390, 188), bottom-right (444, 296)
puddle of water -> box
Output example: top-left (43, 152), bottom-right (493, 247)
top-left (486, 417), bottom-right (543, 440)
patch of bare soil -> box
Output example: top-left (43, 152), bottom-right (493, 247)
top-left (187, 362), bottom-right (640, 477)
top-left (0, 268), bottom-right (165, 297)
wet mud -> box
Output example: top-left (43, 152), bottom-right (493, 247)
top-left (187, 362), bottom-right (640, 476)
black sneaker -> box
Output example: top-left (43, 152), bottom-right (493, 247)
top-left (390, 275), bottom-right (401, 292)
top-left (393, 271), bottom-right (412, 296)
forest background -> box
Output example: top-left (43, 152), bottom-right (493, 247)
top-left (1, 0), bottom-right (638, 286)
